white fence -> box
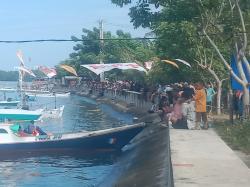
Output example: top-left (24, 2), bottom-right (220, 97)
top-left (89, 87), bottom-right (152, 110)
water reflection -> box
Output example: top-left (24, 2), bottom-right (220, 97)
top-left (0, 152), bottom-right (120, 187)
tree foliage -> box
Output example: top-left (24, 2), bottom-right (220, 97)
top-left (111, 0), bottom-right (250, 85)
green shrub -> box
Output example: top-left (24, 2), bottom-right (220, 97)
top-left (215, 120), bottom-right (250, 153)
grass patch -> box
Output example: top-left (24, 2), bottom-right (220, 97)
top-left (214, 120), bottom-right (250, 154)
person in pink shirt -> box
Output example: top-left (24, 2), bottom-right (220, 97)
top-left (167, 98), bottom-right (183, 124)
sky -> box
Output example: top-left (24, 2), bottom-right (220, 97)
top-left (0, 0), bottom-right (149, 71)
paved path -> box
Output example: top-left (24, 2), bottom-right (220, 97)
top-left (170, 129), bottom-right (250, 187)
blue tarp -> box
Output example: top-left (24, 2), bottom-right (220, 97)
top-left (231, 56), bottom-right (250, 90)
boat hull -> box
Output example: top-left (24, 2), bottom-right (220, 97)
top-left (0, 123), bottom-right (145, 152)
top-left (0, 101), bottom-right (20, 106)
top-left (0, 109), bottom-right (42, 121)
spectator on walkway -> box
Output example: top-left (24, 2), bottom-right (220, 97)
top-left (195, 82), bottom-right (208, 129)
top-left (167, 98), bottom-right (183, 125)
top-left (158, 93), bottom-right (172, 122)
top-left (206, 83), bottom-right (216, 114)
top-left (182, 96), bottom-right (196, 129)
top-left (148, 90), bottom-right (157, 113)
top-left (236, 90), bottom-right (244, 119)
top-left (182, 82), bottom-right (195, 100)
top-left (233, 90), bottom-right (239, 119)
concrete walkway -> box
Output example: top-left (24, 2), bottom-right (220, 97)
top-left (170, 129), bottom-right (250, 187)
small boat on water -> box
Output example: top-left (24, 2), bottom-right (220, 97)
top-left (0, 122), bottom-right (145, 152)
top-left (0, 100), bottom-right (20, 107)
top-left (27, 92), bottom-right (70, 98)
top-left (0, 108), bottom-right (43, 121)
top-left (0, 87), bottom-right (17, 92)
top-left (41, 105), bottom-right (65, 119)
top-left (24, 89), bottom-right (50, 94)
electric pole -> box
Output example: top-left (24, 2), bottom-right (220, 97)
top-left (99, 19), bottom-right (104, 82)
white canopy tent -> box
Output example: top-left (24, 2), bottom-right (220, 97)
top-left (81, 63), bottom-right (146, 75)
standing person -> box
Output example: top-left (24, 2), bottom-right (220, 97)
top-left (158, 93), bottom-right (167, 121)
top-left (206, 83), bottom-right (216, 114)
top-left (148, 90), bottom-right (157, 113)
top-left (233, 90), bottom-right (239, 119)
top-left (182, 95), bottom-right (196, 129)
top-left (236, 90), bottom-right (244, 120)
top-left (195, 82), bottom-right (208, 129)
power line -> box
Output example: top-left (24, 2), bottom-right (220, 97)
top-left (0, 38), bottom-right (157, 43)
top-left (0, 31), bottom-right (249, 43)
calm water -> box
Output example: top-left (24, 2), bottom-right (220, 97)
top-left (0, 81), bottom-right (134, 187)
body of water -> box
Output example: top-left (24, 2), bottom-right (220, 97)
top-left (0, 81), bottom-right (134, 187)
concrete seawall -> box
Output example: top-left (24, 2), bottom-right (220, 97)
top-left (95, 97), bottom-right (173, 187)
top-left (72, 92), bottom-right (173, 186)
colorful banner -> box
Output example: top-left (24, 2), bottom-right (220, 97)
top-left (231, 56), bottom-right (250, 91)
top-left (174, 59), bottom-right (191, 67)
top-left (161, 60), bottom-right (179, 68)
top-left (39, 66), bottom-right (57, 78)
top-left (81, 63), bottom-right (146, 75)
top-left (60, 65), bottom-right (78, 76)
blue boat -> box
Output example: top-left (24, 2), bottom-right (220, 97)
top-left (0, 122), bottom-right (145, 153)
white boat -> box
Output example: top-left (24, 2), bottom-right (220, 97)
top-left (0, 88), bottom-right (17, 92)
top-left (0, 100), bottom-right (20, 107)
top-left (24, 89), bottom-right (50, 94)
top-left (27, 92), bottom-right (70, 98)
top-left (41, 105), bottom-right (64, 119)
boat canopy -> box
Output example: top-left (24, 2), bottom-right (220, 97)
top-left (10, 124), bottom-right (20, 133)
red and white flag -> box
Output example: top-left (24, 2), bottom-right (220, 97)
top-left (16, 50), bottom-right (25, 66)
top-left (39, 66), bottom-right (57, 78)
top-left (17, 66), bottom-right (36, 77)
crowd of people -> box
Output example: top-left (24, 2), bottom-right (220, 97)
top-left (76, 79), bottom-right (245, 123)
top-left (80, 80), bottom-right (218, 130)
top-left (149, 82), bottom-right (216, 130)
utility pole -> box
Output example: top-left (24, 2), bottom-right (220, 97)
top-left (99, 19), bottom-right (104, 82)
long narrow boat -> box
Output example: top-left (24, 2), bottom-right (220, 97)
top-left (0, 100), bottom-right (20, 107)
top-left (0, 88), bottom-right (17, 92)
top-left (0, 122), bottom-right (145, 152)
top-left (27, 92), bottom-right (70, 98)
top-left (0, 109), bottom-right (43, 121)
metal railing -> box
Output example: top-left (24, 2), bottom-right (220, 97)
top-left (89, 87), bottom-right (152, 110)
